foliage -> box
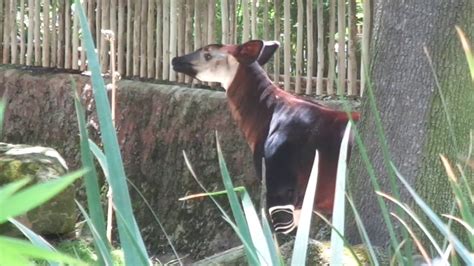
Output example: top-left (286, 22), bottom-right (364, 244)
top-left (0, 172), bottom-right (87, 265)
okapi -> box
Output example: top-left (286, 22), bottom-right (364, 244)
top-left (172, 40), bottom-right (359, 234)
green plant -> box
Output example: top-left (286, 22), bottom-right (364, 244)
top-left (0, 171), bottom-right (87, 265)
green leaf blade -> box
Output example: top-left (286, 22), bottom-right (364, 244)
top-left (0, 169), bottom-right (86, 223)
top-left (291, 151), bottom-right (320, 266)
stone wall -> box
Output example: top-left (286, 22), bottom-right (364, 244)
top-left (0, 66), bottom-right (259, 260)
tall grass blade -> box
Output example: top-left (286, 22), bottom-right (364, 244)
top-left (75, 200), bottom-right (114, 266)
top-left (241, 190), bottom-right (274, 265)
top-left (376, 191), bottom-right (444, 258)
top-left (346, 195), bottom-right (380, 266)
top-left (455, 26), bottom-right (474, 82)
top-left (182, 151), bottom-right (260, 264)
top-left (313, 211), bottom-right (363, 265)
top-left (215, 133), bottom-right (258, 264)
top-left (424, 47), bottom-right (459, 153)
top-left (0, 178), bottom-right (31, 204)
top-left (351, 126), bottom-right (402, 254)
top-left (390, 213), bottom-right (431, 265)
top-left (291, 151), bottom-right (319, 266)
top-left (260, 208), bottom-right (281, 266)
top-left (0, 236), bottom-right (86, 265)
top-left (72, 79), bottom-right (109, 260)
top-left (74, 2), bottom-right (149, 264)
top-left (0, 169), bottom-right (86, 223)
top-left (127, 179), bottom-right (182, 266)
top-left (330, 123), bottom-right (352, 265)
top-left (455, 164), bottom-right (474, 206)
top-left (391, 163), bottom-right (474, 263)
top-left (88, 140), bottom-right (110, 179)
top-left (440, 155), bottom-right (474, 249)
top-left (112, 208), bottom-right (151, 265)
top-left (90, 140), bottom-right (181, 264)
top-left (9, 218), bottom-right (59, 266)
top-left (442, 214), bottom-right (474, 234)
top-left (342, 100), bottom-right (401, 256)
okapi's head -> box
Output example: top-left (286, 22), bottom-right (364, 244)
top-left (172, 40), bottom-right (279, 89)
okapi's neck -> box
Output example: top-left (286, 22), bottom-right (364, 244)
top-left (226, 63), bottom-right (276, 152)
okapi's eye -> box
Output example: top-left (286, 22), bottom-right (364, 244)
top-left (204, 53), bottom-right (212, 61)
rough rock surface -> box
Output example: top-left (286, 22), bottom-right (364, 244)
top-left (0, 142), bottom-right (75, 235)
top-left (0, 66), bottom-right (258, 259)
top-left (193, 240), bottom-right (386, 265)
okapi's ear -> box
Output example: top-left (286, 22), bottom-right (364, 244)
top-left (257, 41), bottom-right (280, 65)
top-left (234, 40), bottom-right (264, 65)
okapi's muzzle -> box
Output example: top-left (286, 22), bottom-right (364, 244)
top-left (172, 54), bottom-right (198, 78)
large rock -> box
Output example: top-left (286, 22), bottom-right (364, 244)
top-left (0, 142), bottom-right (76, 235)
top-left (0, 66), bottom-right (259, 259)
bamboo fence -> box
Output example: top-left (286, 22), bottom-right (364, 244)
top-left (0, 0), bottom-right (371, 96)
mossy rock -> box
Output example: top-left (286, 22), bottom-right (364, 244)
top-left (0, 142), bottom-right (76, 235)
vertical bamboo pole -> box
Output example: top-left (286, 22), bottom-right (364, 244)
top-left (132, 0), bottom-right (141, 76)
top-left (111, 0), bottom-right (117, 70)
top-left (100, 0), bottom-right (109, 72)
top-left (262, 0), bottom-right (269, 71)
top-left (0, 0), bottom-right (4, 62)
top-left (207, 0), bottom-right (215, 44)
top-left (337, 0), bottom-right (346, 95)
top-left (51, 1), bottom-right (57, 67)
top-left (162, 0), bottom-right (170, 80)
top-left (72, 2), bottom-right (79, 69)
top-left (3, 0), bottom-right (10, 64)
top-left (177, 0), bottom-right (185, 82)
top-left (117, 0), bottom-right (125, 74)
top-left (65, 1), bottom-right (72, 69)
top-left (10, 0), bottom-right (17, 64)
top-left (34, 0), bottom-right (40, 65)
top-left (327, 0), bottom-right (336, 95)
top-left (42, 0), bottom-right (50, 67)
top-left (147, 0), bottom-right (155, 78)
top-left (125, 0), bottom-right (132, 76)
top-left (193, 0), bottom-right (201, 50)
top-left (360, 0), bottom-right (371, 97)
top-left (201, 0), bottom-right (208, 45)
top-left (184, 0), bottom-right (193, 83)
top-left (242, 0), bottom-right (249, 42)
top-left (220, 0), bottom-right (228, 44)
top-left (295, 0), bottom-right (303, 94)
top-left (273, 0), bottom-right (280, 83)
top-left (19, 0), bottom-right (25, 64)
top-left (305, 0), bottom-right (313, 94)
top-left (87, 0), bottom-right (95, 46)
top-left (80, 0), bottom-right (87, 70)
top-left (207, 0), bottom-right (215, 86)
top-left (58, 0), bottom-right (65, 68)
top-left (96, 0), bottom-right (101, 47)
top-left (169, 0), bottom-right (177, 81)
top-left (250, 0), bottom-right (257, 39)
top-left (26, 0), bottom-right (33, 65)
top-left (193, 0), bottom-right (202, 85)
top-left (229, 0), bottom-right (235, 43)
top-left (283, 0), bottom-right (290, 91)
top-left (155, 0), bottom-right (163, 79)
top-left (139, 0), bottom-right (147, 77)
top-left (347, 0), bottom-right (357, 95)
top-left (316, 0), bottom-right (324, 95)
top-left (200, 0), bottom-right (208, 86)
